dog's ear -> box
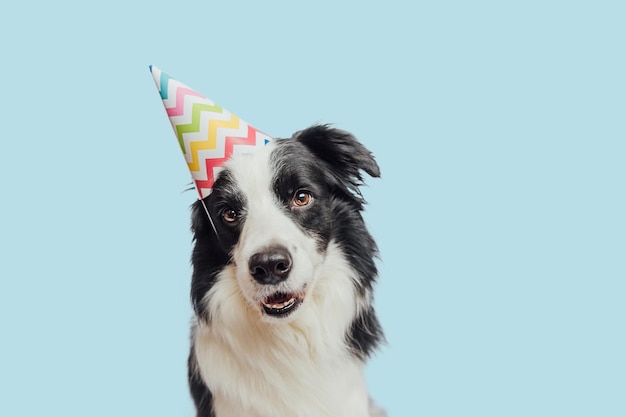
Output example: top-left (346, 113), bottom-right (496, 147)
top-left (292, 125), bottom-right (380, 197)
top-left (191, 200), bottom-right (206, 233)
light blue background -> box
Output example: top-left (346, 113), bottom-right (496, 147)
top-left (1, 1), bottom-right (624, 416)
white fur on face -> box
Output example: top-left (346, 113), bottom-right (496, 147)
top-left (223, 144), bottom-right (324, 322)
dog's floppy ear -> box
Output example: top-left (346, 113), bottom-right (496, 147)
top-left (293, 125), bottom-right (380, 200)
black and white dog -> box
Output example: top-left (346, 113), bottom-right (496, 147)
top-left (187, 125), bottom-right (385, 417)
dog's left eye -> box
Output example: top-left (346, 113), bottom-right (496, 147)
top-left (292, 190), bottom-right (313, 208)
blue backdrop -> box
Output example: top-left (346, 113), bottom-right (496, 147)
top-left (1, 1), bottom-right (624, 416)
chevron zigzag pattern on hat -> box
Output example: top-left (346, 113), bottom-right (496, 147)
top-left (194, 125), bottom-right (271, 195)
top-left (150, 66), bottom-right (272, 198)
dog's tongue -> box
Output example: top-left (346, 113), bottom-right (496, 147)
top-left (266, 292), bottom-right (293, 305)
top-left (262, 291), bottom-right (304, 317)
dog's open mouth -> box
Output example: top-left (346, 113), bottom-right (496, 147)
top-left (261, 291), bottom-right (304, 317)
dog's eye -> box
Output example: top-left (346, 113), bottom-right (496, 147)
top-left (292, 190), bottom-right (313, 208)
top-left (221, 208), bottom-right (238, 223)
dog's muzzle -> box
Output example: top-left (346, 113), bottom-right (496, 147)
top-left (248, 246), bottom-right (306, 318)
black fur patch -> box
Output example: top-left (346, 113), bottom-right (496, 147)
top-left (347, 306), bottom-right (385, 360)
top-left (188, 347), bottom-right (215, 417)
top-left (189, 170), bottom-right (246, 321)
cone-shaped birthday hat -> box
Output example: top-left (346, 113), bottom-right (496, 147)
top-left (150, 66), bottom-right (272, 198)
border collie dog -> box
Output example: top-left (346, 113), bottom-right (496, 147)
top-left (187, 125), bottom-right (385, 417)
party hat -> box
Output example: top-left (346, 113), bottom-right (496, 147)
top-left (150, 66), bottom-right (272, 198)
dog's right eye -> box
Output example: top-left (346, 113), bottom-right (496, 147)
top-left (221, 208), bottom-right (238, 223)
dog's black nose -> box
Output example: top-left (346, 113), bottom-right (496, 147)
top-left (248, 247), bottom-right (292, 285)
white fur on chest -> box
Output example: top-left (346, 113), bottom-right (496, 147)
top-left (195, 326), bottom-right (369, 417)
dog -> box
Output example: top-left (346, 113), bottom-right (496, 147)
top-left (187, 125), bottom-right (385, 417)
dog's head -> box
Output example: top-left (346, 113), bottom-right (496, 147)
top-left (190, 125), bottom-right (380, 325)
